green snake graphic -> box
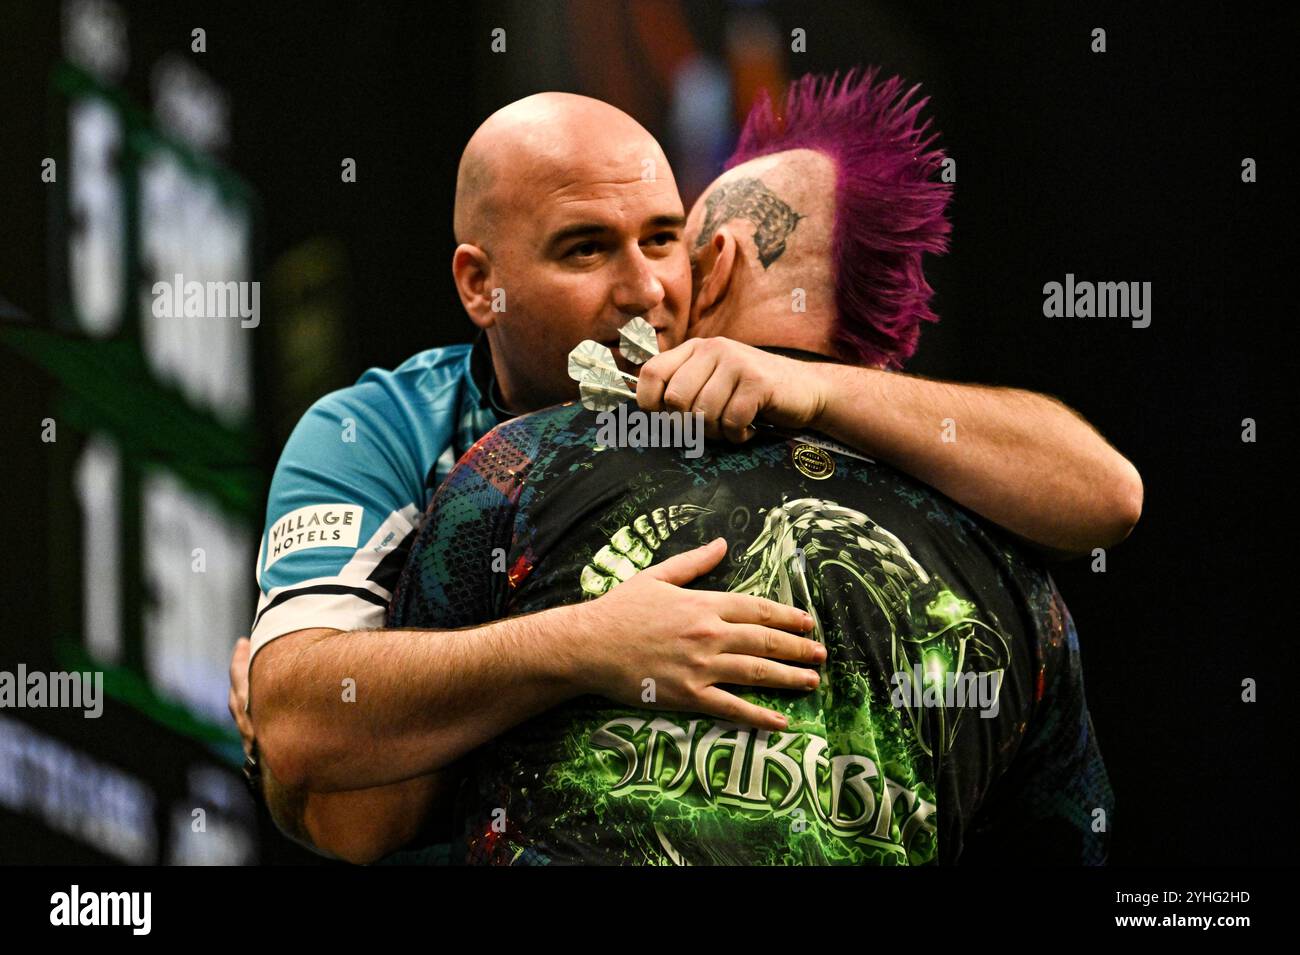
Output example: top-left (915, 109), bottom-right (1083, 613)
top-left (570, 495), bottom-right (1011, 865)
top-left (579, 496), bottom-right (1010, 760)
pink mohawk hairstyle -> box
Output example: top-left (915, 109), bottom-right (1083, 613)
top-left (725, 67), bottom-right (952, 369)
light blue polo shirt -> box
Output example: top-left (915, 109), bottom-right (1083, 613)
top-left (248, 337), bottom-right (504, 660)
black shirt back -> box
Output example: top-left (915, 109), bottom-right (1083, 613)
top-left (388, 402), bottom-right (1114, 865)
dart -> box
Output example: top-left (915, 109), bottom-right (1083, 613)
top-left (618, 316), bottom-right (659, 365)
top-left (567, 341), bottom-right (639, 384)
top-left (578, 367), bottom-right (637, 412)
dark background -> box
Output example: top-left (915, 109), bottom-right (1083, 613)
top-left (1, 0), bottom-right (1291, 865)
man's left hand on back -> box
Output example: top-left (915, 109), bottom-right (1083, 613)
top-left (636, 337), bottom-right (828, 442)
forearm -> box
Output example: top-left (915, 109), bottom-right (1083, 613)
top-left (813, 365), bottom-right (1143, 555)
top-left (252, 605), bottom-right (587, 792)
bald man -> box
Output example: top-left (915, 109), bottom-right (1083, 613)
top-left (449, 93), bottom-right (691, 409)
top-left (237, 87), bottom-right (1137, 861)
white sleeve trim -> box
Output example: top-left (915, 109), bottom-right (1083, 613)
top-left (248, 585), bottom-right (389, 661)
top-left (247, 502), bottom-right (424, 664)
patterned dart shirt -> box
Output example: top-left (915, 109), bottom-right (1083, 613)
top-left (388, 399), bottom-right (1114, 866)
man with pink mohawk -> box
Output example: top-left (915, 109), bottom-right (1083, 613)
top-left (708, 66), bottom-right (954, 368)
top-left (637, 68), bottom-right (1138, 554)
top-left (354, 68), bottom-right (1118, 866)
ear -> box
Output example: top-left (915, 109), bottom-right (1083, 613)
top-left (451, 244), bottom-right (495, 329)
top-left (693, 228), bottom-right (737, 323)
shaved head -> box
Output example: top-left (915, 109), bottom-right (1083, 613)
top-left (454, 92), bottom-right (668, 248)
top-left (690, 149), bottom-right (835, 292)
top-left (453, 150), bottom-right (497, 245)
top-left (684, 149), bottom-right (837, 351)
